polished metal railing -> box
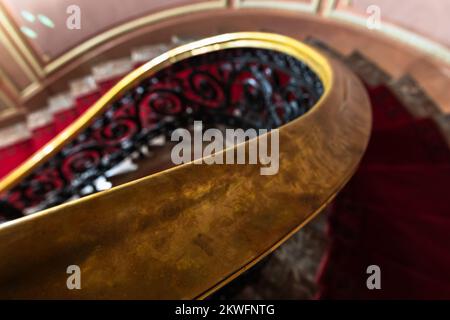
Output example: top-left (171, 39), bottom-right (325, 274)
top-left (0, 32), bottom-right (371, 299)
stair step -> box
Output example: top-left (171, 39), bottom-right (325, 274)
top-left (406, 57), bottom-right (450, 114)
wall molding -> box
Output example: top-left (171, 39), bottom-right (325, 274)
top-left (0, 0), bottom-right (228, 105)
top-left (0, 64), bottom-right (21, 97)
top-left (236, 0), bottom-right (321, 13)
top-left (0, 89), bottom-right (17, 115)
top-left (325, 0), bottom-right (450, 65)
top-left (0, 25), bottom-right (38, 87)
top-left (0, 4), bottom-right (44, 78)
top-left (44, 0), bottom-right (228, 74)
top-left (1, 0), bottom-right (450, 107)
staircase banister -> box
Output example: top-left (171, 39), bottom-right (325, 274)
top-left (0, 32), bottom-right (331, 194)
top-left (0, 32), bottom-right (371, 299)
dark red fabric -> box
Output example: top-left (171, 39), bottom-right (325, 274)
top-left (97, 75), bottom-right (124, 95)
top-left (368, 85), bottom-right (415, 130)
top-left (30, 124), bottom-right (57, 151)
top-left (318, 84), bottom-right (450, 299)
top-left (363, 118), bottom-right (450, 165)
top-left (53, 108), bottom-right (79, 133)
top-left (74, 91), bottom-right (102, 114)
top-left (0, 139), bottom-right (33, 179)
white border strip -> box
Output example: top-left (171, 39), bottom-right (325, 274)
top-left (237, 0), bottom-right (321, 13)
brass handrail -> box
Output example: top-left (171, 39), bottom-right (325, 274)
top-left (0, 32), bottom-right (371, 299)
top-left (0, 32), bottom-right (331, 194)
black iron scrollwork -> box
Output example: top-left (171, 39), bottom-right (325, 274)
top-left (0, 48), bottom-right (323, 218)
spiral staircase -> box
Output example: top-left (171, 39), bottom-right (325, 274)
top-left (0, 1), bottom-right (449, 300)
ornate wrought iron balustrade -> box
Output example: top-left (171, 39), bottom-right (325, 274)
top-left (0, 47), bottom-right (323, 219)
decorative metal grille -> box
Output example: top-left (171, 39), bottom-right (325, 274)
top-left (0, 48), bottom-right (323, 218)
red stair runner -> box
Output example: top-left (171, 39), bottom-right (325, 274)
top-left (317, 84), bottom-right (450, 299)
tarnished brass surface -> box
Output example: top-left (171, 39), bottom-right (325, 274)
top-left (0, 33), bottom-right (371, 299)
top-left (0, 32), bottom-right (331, 193)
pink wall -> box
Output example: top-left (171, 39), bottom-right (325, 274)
top-left (351, 0), bottom-right (450, 48)
top-left (2, 0), bottom-right (210, 60)
top-left (2, 0), bottom-right (449, 63)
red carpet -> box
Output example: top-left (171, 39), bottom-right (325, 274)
top-left (317, 84), bottom-right (450, 299)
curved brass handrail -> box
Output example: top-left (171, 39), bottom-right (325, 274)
top-left (0, 32), bottom-right (331, 194)
top-left (0, 32), bottom-right (371, 299)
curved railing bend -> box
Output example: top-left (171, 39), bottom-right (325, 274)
top-left (0, 33), bottom-right (330, 215)
top-left (0, 32), bottom-right (371, 299)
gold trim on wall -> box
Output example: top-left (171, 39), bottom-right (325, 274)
top-left (237, 0), bottom-right (450, 66)
top-left (44, 0), bottom-right (228, 74)
top-left (0, 4), bottom-right (45, 78)
top-left (0, 26), bottom-right (38, 84)
top-left (0, 65), bottom-right (21, 97)
top-left (236, 0), bottom-right (321, 13)
top-left (19, 81), bottom-right (42, 102)
top-left (0, 6), bottom-right (41, 109)
top-left (0, 0), bottom-right (228, 104)
top-left (1, 0), bottom-right (450, 106)
top-left (0, 88), bottom-right (16, 111)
